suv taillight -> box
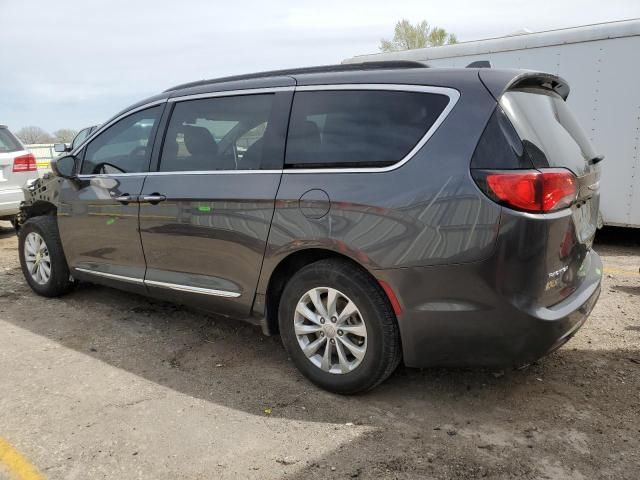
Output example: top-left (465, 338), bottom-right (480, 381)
top-left (12, 153), bottom-right (37, 173)
top-left (473, 169), bottom-right (578, 213)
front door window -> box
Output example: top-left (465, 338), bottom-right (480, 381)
top-left (81, 107), bottom-right (161, 175)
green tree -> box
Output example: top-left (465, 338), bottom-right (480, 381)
top-left (380, 19), bottom-right (458, 52)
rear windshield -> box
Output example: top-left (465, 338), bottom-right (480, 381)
top-left (500, 89), bottom-right (597, 174)
top-left (0, 128), bottom-right (23, 153)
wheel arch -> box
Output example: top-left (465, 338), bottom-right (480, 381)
top-left (263, 248), bottom-right (387, 335)
top-left (22, 200), bottom-right (57, 219)
top-left (16, 200), bottom-right (58, 232)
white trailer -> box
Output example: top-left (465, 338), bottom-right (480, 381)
top-left (344, 19), bottom-right (640, 228)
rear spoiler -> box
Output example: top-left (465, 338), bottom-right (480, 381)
top-left (479, 70), bottom-right (570, 100)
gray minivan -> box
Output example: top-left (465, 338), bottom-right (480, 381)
top-left (18, 62), bottom-right (602, 393)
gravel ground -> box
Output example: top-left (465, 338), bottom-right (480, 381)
top-left (0, 220), bottom-right (638, 480)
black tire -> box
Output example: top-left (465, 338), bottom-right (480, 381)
top-left (279, 259), bottom-right (402, 394)
top-left (9, 215), bottom-right (19, 232)
top-left (18, 216), bottom-right (75, 297)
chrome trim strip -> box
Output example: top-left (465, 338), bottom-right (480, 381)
top-left (74, 267), bottom-right (145, 284)
top-left (144, 279), bottom-right (241, 298)
top-left (77, 173), bottom-right (147, 179)
top-left (73, 83), bottom-right (459, 177)
top-left (75, 267), bottom-right (241, 298)
top-left (77, 170), bottom-right (282, 179)
top-left (169, 86), bottom-right (294, 102)
top-left (144, 169), bottom-right (282, 176)
top-left (285, 84), bottom-right (460, 174)
top-left (295, 84), bottom-right (456, 93)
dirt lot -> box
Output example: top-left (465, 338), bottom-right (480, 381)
top-left (0, 221), bottom-right (638, 480)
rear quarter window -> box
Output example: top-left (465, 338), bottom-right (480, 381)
top-left (470, 106), bottom-right (533, 170)
top-left (0, 128), bottom-right (23, 153)
top-left (285, 90), bottom-right (450, 169)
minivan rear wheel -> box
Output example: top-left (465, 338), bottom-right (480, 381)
top-left (19, 216), bottom-right (76, 297)
top-left (278, 259), bottom-right (401, 394)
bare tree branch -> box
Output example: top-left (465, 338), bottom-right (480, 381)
top-left (53, 129), bottom-right (78, 143)
top-left (15, 126), bottom-right (54, 144)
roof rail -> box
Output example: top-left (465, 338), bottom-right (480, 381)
top-left (164, 61), bottom-right (428, 92)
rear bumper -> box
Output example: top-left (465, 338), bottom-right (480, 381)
top-left (375, 250), bottom-right (602, 368)
top-left (0, 187), bottom-right (23, 217)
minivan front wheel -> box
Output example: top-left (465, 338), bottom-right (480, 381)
top-left (279, 259), bottom-right (401, 394)
top-left (19, 216), bottom-right (75, 297)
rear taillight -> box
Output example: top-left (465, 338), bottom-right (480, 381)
top-left (12, 153), bottom-right (37, 173)
top-left (473, 169), bottom-right (577, 213)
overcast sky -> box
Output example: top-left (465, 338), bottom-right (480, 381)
top-left (1, 0), bottom-right (638, 132)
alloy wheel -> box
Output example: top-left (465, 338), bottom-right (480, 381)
top-left (294, 287), bottom-right (368, 374)
top-left (24, 232), bottom-right (51, 285)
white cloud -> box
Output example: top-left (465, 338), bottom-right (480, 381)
top-left (0, 0), bottom-right (638, 130)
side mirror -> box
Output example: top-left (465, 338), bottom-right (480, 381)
top-left (51, 155), bottom-right (78, 179)
top-left (54, 143), bottom-right (70, 153)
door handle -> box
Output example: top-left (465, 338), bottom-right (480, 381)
top-left (113, 194), bottom-right (135, 204)
top-left (140, 194), bottom-right (166, 205)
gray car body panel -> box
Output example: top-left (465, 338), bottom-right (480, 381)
top-left (20, 66), bottom-right (602, 367)
top-left (260, 75), bottom-right (500, 271)
top-left (138, 171), bottom-right (282, 318)
top-left (58, 174), bottom-right (149, 295)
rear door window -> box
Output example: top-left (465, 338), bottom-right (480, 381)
top-left (500, 89), bottom-right (597, 175)
top-left (285, 90), bottom-right (450, 169)
top-left (0, 128), bottom-right (23, 153)
top-left (159, 94), bottom-right (275, 172)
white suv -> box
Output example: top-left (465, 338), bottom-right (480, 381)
top-left (0, 125), bottom-right (38, 225)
